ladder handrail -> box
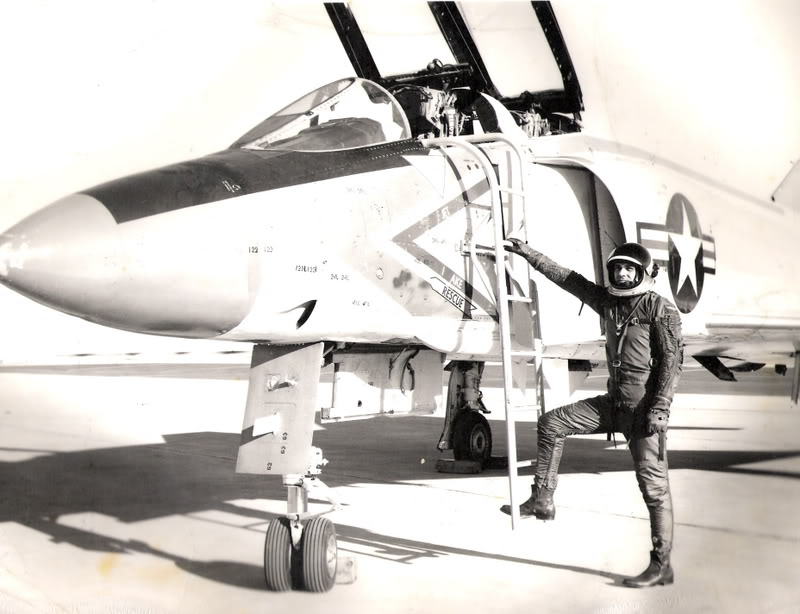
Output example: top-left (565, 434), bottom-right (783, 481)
top-left (460, 134), bottom-right (533, 246)
top-left (420, 134), bottom-right (537, 530)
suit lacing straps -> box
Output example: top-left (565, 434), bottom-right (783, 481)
top-left (607, 295), bottom-right (649, 448)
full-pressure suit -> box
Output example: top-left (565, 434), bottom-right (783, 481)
top-left (505, 242), bottom-right (683, 587)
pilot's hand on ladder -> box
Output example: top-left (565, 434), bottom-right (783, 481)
top-left (504, 237), bottom-right (535, 259)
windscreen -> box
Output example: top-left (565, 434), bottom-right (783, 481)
top-left (237, 78), bottom-right (411, 152)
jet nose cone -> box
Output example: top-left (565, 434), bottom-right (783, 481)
top-left (2, 188), bottom-right (252, 339)
top-left (0, 193), bottom-right (119, 319)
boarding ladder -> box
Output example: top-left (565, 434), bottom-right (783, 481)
top-left (421, 134), bottom-right (544, 529)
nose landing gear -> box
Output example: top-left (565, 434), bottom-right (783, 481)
top-left (263, 478), bottom-right (341, 593)
top-left (263, 514), bottom-right (338, 593)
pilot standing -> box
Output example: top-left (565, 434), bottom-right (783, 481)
top-left (500, 240), bottom-right (683, 588)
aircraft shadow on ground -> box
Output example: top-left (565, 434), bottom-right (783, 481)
top-left (1, 423), bottom-right (798, 589)
top-left (20, 502), bottom-right (629, 590)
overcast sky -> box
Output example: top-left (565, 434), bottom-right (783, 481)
top-left (1, 0), bottom-right (798, 360)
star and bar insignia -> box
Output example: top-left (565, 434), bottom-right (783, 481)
top-left (637, 193), bottom-right (716, 314)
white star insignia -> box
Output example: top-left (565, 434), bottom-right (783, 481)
top-left (668, 201), bottom-right (703, 295)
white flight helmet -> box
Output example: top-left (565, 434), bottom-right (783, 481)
top-left (606, 242), bottom-right (659, 297)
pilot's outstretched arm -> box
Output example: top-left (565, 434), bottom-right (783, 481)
top-left (505, 238), bottom-right (606, 315)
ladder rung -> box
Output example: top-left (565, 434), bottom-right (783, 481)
top-left (472, 246), bottom-right (496, 255)
top-left (510, 350), bottom-right (537, 357)
top-left (507, 296), bottom-right (533, 303)
top-left (516, 459), bottom-right (536, 468)
top-left (467, 244), bottom-right (504, 257)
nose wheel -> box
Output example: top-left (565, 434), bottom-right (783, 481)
top-left (263, 516), bottom-right (338, 592)
top-left (452, 411), bottom-right (492, 466)
top-left (264, 518), bottom-right (294, 591)
top-left (300, 517), bottom-right (338, 592)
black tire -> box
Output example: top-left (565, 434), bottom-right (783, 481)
top-left (300, 517), bottom-right (337, 592)
top-left (452, 411), bottom-right (492, 465)
top-left (264, 517), bottom-right (294, 591)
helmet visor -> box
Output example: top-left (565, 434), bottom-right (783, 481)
top-left (608, 260), bottom-right (643, 289)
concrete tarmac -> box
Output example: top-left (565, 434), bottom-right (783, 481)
top-left (0, 361), bottom-right (799, 613)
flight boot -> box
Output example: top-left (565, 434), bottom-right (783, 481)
top-left (622, 550), bottom-right (674, 588)
top-left (499, 484), bottom-right (556, 521)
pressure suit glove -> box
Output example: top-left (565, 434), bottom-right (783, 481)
top-left (646, 396), bottom-right (671, 434)
top-left (645, 409), bottom-right (669, 434)
top-left (504, 237), bottom-right (535, 259)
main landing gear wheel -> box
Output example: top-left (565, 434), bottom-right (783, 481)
top-left (452, 411), bottom-right (492, 466)
top-left (264, 517), bottom-right (294, 591)
top-left (299, 516), bottom-right (337, 592)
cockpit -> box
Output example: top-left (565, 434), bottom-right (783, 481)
top-left (233, 2), bottom-right (583, 153)
top-left (234, 70), bottom-right (557, 153)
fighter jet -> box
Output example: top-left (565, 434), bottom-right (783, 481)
top-left (1, 1), bottom-right (798, 592)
